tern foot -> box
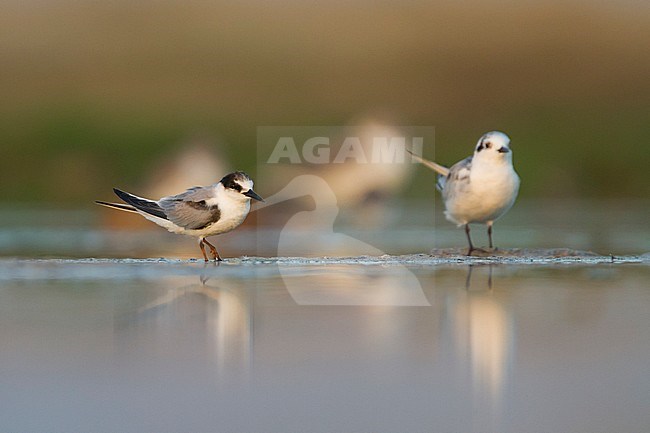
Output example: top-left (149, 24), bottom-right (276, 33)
top-left (202, 239), bottom-right (222, 262)
top-left (467, 247), bottom-right (491, 256)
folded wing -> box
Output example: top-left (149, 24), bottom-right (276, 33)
top-left (112, 188), bottom-right (168, 220)
top-left (159, 186), bottom-right (221, 230)
top-left (440, 156), bottom-right (472, 194)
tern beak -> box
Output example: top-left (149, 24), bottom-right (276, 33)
top-left (244, 189), bottom-right (265, 202)
top-left (497, 147), bottom-right (510, 153)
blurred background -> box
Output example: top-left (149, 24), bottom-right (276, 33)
top-left (1, 0), bottom-right (649, 257)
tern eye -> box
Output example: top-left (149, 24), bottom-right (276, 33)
top-left (484, 141), bottom-right (492, 149)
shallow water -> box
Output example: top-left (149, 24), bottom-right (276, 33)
top-left (1, 200), bottom-right (649, 432)
top-left (1, 199), bottom-right (649, 259)
top-left (1, 259), bottom-right (649, 433)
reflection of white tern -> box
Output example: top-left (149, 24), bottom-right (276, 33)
top-left (258, 175), bottom-right (429, 306)
top-left (450, 271), bottom-right (512, 431)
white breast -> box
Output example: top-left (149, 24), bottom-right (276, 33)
top-left (199, 186), bottom-right (251, 236)
top-left (204, 199), bottom-right (251, 235)
top-left (443, 163), bottom-right (519, 225)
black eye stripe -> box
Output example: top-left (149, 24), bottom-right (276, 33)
top-left (220, 171), bottom-right (251, 192)
top-left (477, 140), bottom-right (495, 152)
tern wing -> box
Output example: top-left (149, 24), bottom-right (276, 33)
top-left (447, 156), bottom-right (472, 182)
top-left (406, 149), bottom-right (450, 177)
top-left (112, 188), bottom-right (168, 220)
top-left (440, 156), bottom-right (472, 195)
top-left (159, 186), bottom-right (221, 230)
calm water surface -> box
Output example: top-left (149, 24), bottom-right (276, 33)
top-left (1, 260), bottom-right (648, 433)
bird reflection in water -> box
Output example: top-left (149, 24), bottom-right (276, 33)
top-left (465, 264), bottom-right (493, 290)
top-left (118, 271), bottom-right (253, 383)
top-left (456, 264), bottom-right (512, 432)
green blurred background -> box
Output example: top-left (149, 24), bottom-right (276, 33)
top-left (1, 0), bottom-right (649, 204)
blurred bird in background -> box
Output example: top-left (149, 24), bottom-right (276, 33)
top-left (259, 117), bottom-right (417, 227)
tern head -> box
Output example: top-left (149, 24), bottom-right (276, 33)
top-left (473, 131), bottom-right (512, 163)
top-left (220, 171), bottom-right (265, 202)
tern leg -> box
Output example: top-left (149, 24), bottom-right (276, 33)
top-left (202, 238), bottom-right (222, 262)
top-left (487, 222), bottom-right (494, 249)
top-left (465, 224), bottom-right (475, 256)
top-left (198, 238), bottom-right (209, 262)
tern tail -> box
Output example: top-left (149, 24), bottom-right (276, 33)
top-left (111, 188), bottom-right (168, 220)
top-left (95, 201), bottom-right (139, 213)
top-left (406, 149), bottom-right (450, 177)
